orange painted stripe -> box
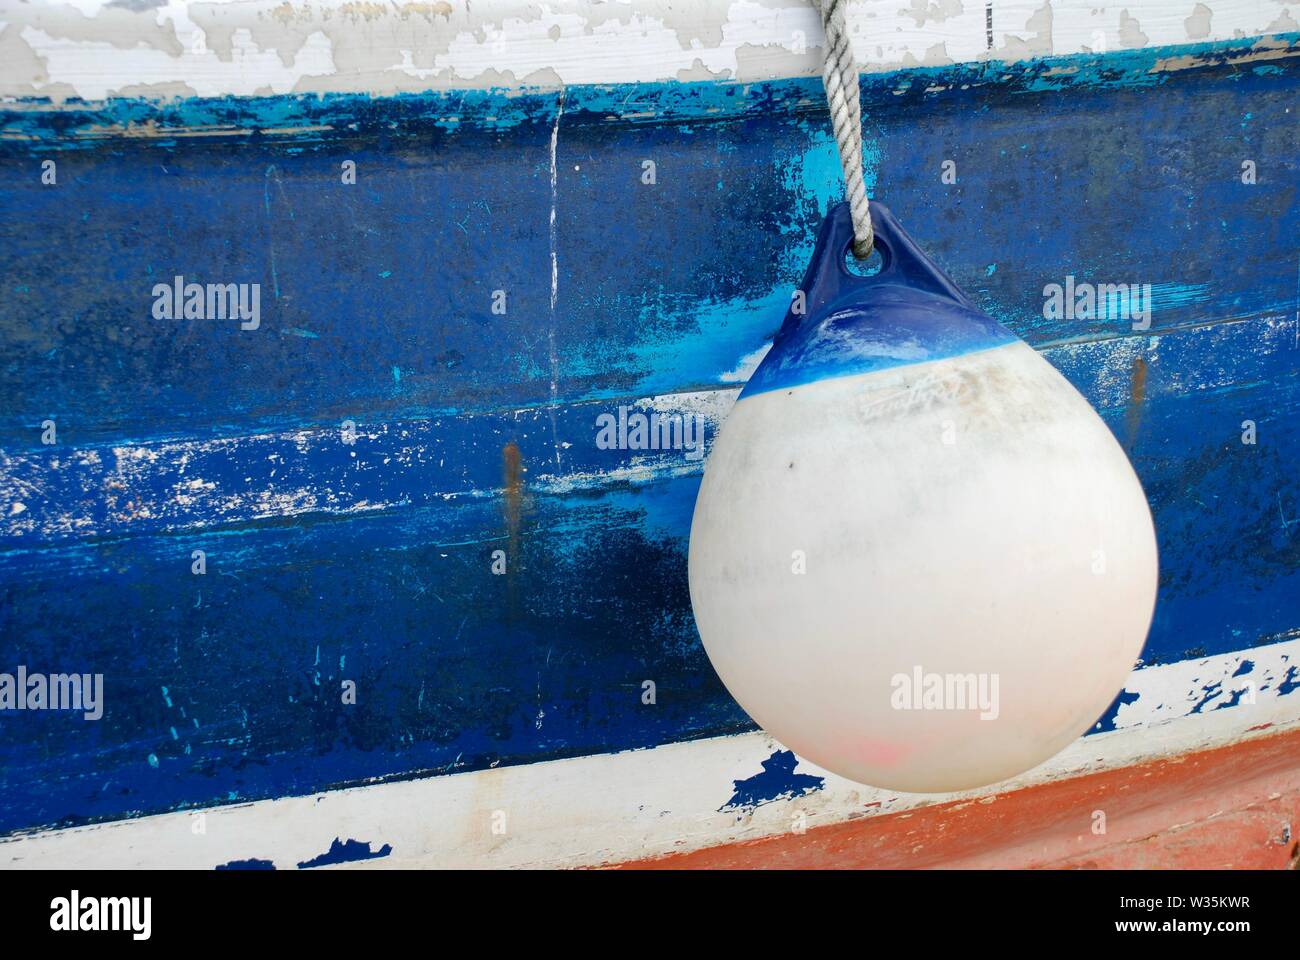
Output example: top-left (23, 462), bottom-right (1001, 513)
top-left (617, 726), bottom-right (1300, 869)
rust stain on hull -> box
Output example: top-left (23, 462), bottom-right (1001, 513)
top-left (1126, 354), bottom-right (1148, 448)
top-left (502, 440), bottom-right (524, 620)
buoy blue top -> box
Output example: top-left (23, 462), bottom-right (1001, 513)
top-left (740, 202), bottom-right (1018, 399)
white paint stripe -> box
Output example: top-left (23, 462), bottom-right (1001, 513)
top-left (4, 638), bottom-right (1296, 868)
top-left (1, 1), bottom-right (1295, 101)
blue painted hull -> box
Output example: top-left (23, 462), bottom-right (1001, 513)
top-left (1, 36), bottom-right (1299, 836)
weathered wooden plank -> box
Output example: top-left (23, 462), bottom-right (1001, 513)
top-left (1, 43), bottom-right (1296, 448)
top-left (1, 311), bottom-right (1297, 834)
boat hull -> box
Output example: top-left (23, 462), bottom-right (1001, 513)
top-left (0, 3), bottom-right (1297, 867)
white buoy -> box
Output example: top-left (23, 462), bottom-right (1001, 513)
top-left (688, 203), bottom-right (1158, 793)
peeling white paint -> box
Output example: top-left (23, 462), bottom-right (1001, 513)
top-left (0, 0), bottom-right (1295, 101)
top-left (1186, 1), bottom-right (1214, 38)
top-left (16, 24), bottom-right (338, 100)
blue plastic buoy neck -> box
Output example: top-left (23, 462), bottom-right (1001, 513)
top-left (740, 201), bottom-right (1018, 400)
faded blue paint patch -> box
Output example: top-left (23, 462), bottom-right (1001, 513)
top-left (216, 857), bottom-right (276, 870)
top-left (297, 837), bottom-right (392, 869)
top-left (720, 750), bottom-right (824, 812)
top-left (1148, 281), bottom-right (1213, 311)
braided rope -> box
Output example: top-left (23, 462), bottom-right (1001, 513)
top-left (817, 0), bottom-right (873, 258)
